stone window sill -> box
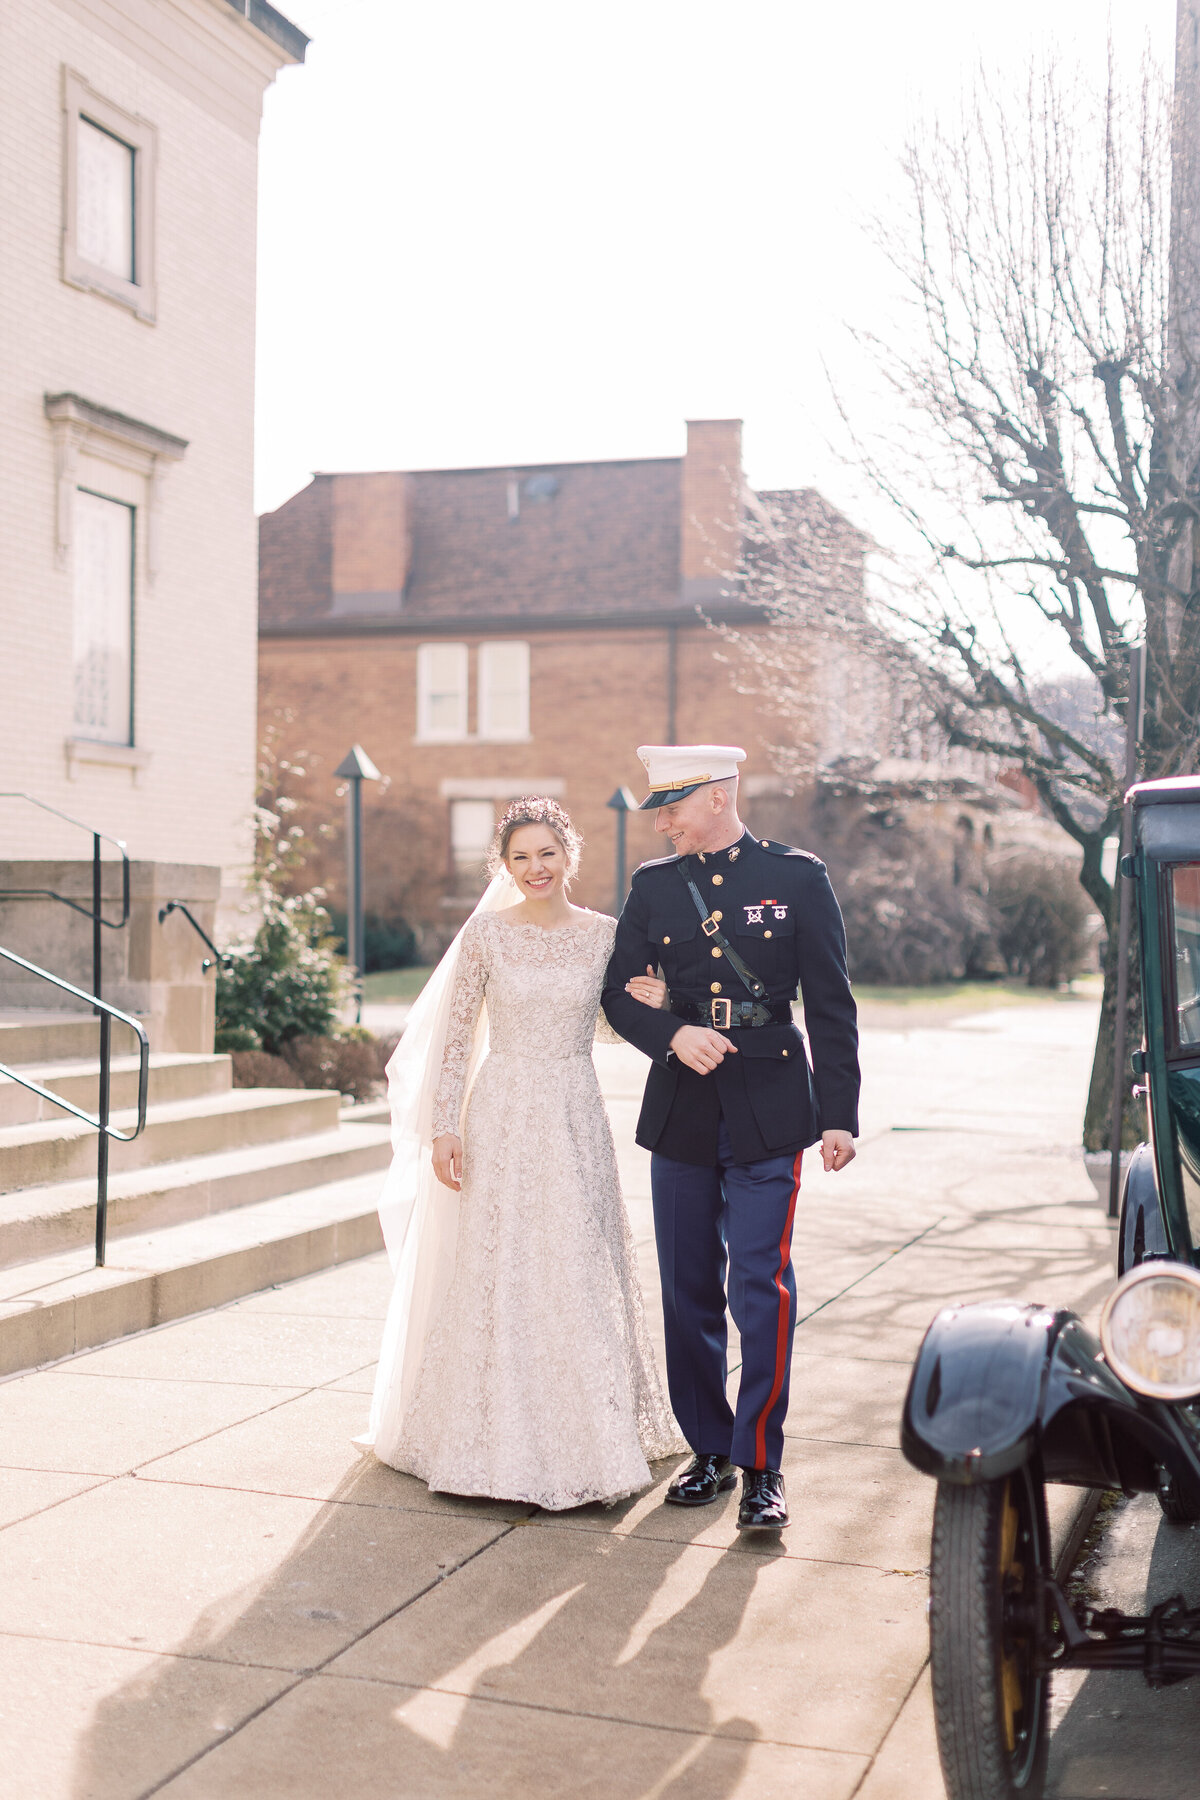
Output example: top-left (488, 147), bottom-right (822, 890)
top-left (65, 738), bottom-right (152, 785)
top-left (414, 734), bottom-right (533, 748)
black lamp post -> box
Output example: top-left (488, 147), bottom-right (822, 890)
top-left (334, 744), bottom-right (381, 1022)
top-left (606, 785), bottom-right (639, 913)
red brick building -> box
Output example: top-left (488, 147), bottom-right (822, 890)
top-left (257, 420), bottom-right (856, 950)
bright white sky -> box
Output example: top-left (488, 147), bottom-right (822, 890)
top-left (254, 0), bottom-right (1176, 534)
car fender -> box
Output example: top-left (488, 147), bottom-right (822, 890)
top-left (901, 1301), bottom-right (1157, 1489)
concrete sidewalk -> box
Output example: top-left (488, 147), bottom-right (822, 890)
top-left (0, 993), bottom-right (1114, 1799)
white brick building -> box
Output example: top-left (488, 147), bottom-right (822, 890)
top-left (0, 0), bottom-right (305, 916)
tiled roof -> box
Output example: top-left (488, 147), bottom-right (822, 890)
top-left (404, 459), bottom-right (682, 618)
top-left (259, 457), bottom-right (686, 629)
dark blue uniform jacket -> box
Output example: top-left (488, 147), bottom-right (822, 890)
top-left (601, 830), bottom-right (860, 1167)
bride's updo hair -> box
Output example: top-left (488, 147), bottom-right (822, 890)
top-left (489, 796), bottom-right (583, 884)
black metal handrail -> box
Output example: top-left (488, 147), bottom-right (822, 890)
top-left (0, 944), bottom-right (149, 1268)
top-left (158, 901), bottom-right (233, 972)
top-left (0, 793), bottom-right (131, 1006)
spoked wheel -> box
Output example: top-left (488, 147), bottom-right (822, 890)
top-left (929, 1462), bottom-right (1051, 1800)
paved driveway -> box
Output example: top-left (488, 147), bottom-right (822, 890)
top-left (0, 993), bottom-right (1113, 1798)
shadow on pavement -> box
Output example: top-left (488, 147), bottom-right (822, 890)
top-left (1047, 1497), bottom-right (1200, 1800)
top-left (71, 1456), bottom-right (770, 1799)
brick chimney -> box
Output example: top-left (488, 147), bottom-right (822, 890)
top-left (680, 418), bottom-right (743, 605)
top-left (330, 472), bottom-right (410, 615)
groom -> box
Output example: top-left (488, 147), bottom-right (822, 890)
top-left (602, 744), bottom-right (860, 1530)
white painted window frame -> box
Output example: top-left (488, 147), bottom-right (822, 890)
top-left (416, 642), bottom-right (470, 742)
top-left (449, 798), bottom-right (496, 872)
top-left (72, 488), bottom-right (135, 748)
top-left (62, 68), bottom-right (157, 322)
top-left (477, 639), bottom-right (531, 742)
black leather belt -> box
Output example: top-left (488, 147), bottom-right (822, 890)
top-left (672, 996), bottom-right (794, 1030)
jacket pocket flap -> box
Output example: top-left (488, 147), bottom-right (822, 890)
top-left (652, 917), bottom-right (697, 947)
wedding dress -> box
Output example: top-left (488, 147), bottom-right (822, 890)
top-left (364, 904), bottom-right (682, 1509)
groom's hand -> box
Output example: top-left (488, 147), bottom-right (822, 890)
top-left (432, 1134), bottom-right (463, 1191)
top-left (821, 1129), bottom-right (855, 1172)
top-left (670, 1024), bottom-right (737, 1074)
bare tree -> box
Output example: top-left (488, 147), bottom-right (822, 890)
top-left (737, 45), bottom-right (1200, 1148)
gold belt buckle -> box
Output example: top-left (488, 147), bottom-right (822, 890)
top-left (711, 997), bottom-right (733, 1030)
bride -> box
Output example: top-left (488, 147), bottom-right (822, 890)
top-left (359, 795), bottom-right (683, 1509)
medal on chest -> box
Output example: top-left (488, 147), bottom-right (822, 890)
top-left (745, 900), bottom-right (788, 925)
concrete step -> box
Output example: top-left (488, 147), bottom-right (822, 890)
top-left (0, 1051), bottom-right (231, 1128)
top-left (0, 1086), bottom-right (343, 1192)
top-left (0, 1170), bottom-right (387, 1376)
top-left (0, 1119), bottom-right (392, 1267)
top-left (339, 1096), bottom-right (390, 1127)
top-left (0, 1009), bottom-right (112, 1065)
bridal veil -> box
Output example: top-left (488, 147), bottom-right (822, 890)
top-left (357, 869), bottom-right (518, 1452)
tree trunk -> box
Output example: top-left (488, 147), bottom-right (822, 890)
top-left (1082, 898), bottom-right (1144, 1152)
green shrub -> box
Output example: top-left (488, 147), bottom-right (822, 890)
top-left (227, 1034), bottom-right (388, 1103)
top-left (326, 908), bottom-right (419, 973)
top-left (279, 1034), bottom-right (386, 1103)
top-left (987, 852), bottom-right (1097, 987)
top-left (838, 863), bottom-right (1000, 985)
top-left (229, 1049), bottom-right (303, 1089)
top-left (215, 892), bottom-right (349, 1055)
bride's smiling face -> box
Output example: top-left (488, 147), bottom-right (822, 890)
top-left (505, 824), bottom-right (567, 900)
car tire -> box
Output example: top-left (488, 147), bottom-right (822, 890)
top-left (930, 1463), bottom-right (1051, 1800)
top-left (1157, 1464), bottom-right (1200, 1523)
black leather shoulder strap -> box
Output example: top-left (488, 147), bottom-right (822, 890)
top-left (677, 862), bottom-right (767, 1000)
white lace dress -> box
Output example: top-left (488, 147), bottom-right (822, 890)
top-left (375, 907), bottom-right (682, 1509)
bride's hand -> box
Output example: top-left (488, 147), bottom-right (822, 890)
top-left (432, 1134), bottom-right (463, 1191)
top-left (626, 964), bottom-right (668, 1010)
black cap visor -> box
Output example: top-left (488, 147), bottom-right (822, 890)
top-left (637, 779), bottom-right (711, 810)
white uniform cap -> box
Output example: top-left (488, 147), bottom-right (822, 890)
top-left (636, 744), bottom-right (747, 809)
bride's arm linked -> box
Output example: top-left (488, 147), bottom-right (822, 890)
top-left (431, 919), bottom-right (489, 1193)
top-left (594, 920), bottom-right (666, 1045)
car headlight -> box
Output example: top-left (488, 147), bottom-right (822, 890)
top-left (1100, 1262), bottom-right (1200, 1401)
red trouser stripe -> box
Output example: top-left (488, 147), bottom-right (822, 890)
top-left (754, 1148), bottom-right (803, 1469)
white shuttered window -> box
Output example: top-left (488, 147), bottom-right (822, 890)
top-left (478, 640), bottom-right (530, 740)
top-left (450, 799), bottom-right (495, 876)
top-left (416, 642), bottom-right (469, 741)
top-left (76, 119), bottom-right (135, 282)
top-left (73, 490), bottom-right (134, 744)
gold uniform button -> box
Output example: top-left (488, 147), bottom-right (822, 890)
top-left (761, 839), bottom-right (769, 846)
top-left (711, 874), bottom-right (723, 886)
top-left (662, 936), bottom-right (670, 945)
top-left (764, 930), bottom-right (772, 939)
top-left (710, 982), bottom-right (722, 994)
top-left (712, 910), bottom-right (723, 922)
top-left (712, 947), bottom-right (722, 959)
top-left (782, 1048), bottom-right (789, 1057)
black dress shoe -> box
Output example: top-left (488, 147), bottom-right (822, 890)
top-left (664, 1453), bottom-right (737, 1507)
top-left (737, 1467), bottom-right (789, 1529)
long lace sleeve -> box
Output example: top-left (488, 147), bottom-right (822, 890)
top-left (592, 914), bottom-right (625, 1044)
top-left (432, 919), bottom-right (489, 1138)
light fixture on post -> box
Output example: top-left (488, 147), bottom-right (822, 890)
top-left (606, 786), bottom-right (639, 914)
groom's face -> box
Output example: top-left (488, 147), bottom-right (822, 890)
top-left (655, 785), bottom-right (724, 856)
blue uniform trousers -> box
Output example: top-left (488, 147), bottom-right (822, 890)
top-left (650, 1120), bottom-right (802, 1471)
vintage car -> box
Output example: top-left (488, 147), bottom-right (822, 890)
top-left (901, 774), bottom-right (1200, 1800)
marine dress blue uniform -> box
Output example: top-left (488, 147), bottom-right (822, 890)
top-left (601, 828), bottom-right (860, 1473)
